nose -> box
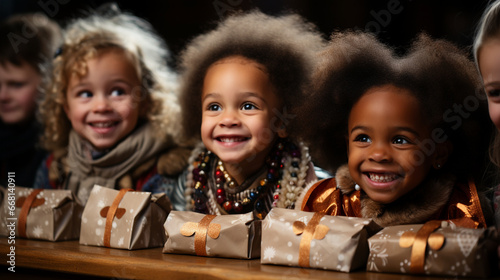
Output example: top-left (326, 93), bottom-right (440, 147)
top-left (218, 109), bottom-right (241, 127)
top-left (92, 94), bottom-right (112, 113)
top-left (368, 142), bottom-right (392, 163)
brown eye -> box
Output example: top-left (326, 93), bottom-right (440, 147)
top-left (354, 134), bottom-right (371, 143)
top-left (488, 89), bottom-right (500, 97)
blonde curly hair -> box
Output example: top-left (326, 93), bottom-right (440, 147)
top-left (41, 5), bottom-right (180, 152)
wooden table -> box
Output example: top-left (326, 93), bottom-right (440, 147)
top-left (0, 238), bottom-right (498, 280)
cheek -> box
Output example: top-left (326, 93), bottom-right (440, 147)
top-left (120, 102), bottom-right (140, 122)
top-left (488, 102), bottom-right (500, 130)
top-left (16, 86), bottom-right (38, 110)
top-left (200, 117), bottom-right (212, 140)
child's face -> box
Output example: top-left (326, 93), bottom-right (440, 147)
top-left (201, 56), bottom-right (282, 180)
top-left (64, 49), bottom-right (141, 150)
top-left (479, 39), bottom-right (500, 130)
top-left (0, 61), bottom-right (40, 124)
top-left (347, 85), bottom-right (435, 204)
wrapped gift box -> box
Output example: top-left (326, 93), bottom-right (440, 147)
top-left (80, 185), bottom-right (171, 250)
top-left (367, 221), bottom-right (499, 277)
top-left (0, 187), bottom-right (83, 241)
top-left (163, 211), bottom-right (261, 259)
top-left (261, 208), bottom-right (381, 271)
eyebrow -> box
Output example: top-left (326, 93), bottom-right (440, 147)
top-left (201, 92), bottom-right (219, 103)
top-left (483, 80), bottom-right (500, 88)
top-left (350, 125), bottom-right (420, 137)
top-left (202, 91), bottom-right (266, 102)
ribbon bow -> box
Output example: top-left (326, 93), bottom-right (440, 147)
top-left (292, 212), bottom-right (329, 267)
top-left (100, 207), bottom-right (126, 219)
top-left (399, 220), bottom-right (445, 274)
top-left (180, 215), bottom-right (221, 256)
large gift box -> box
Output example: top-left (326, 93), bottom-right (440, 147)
top-left (0, 187), bottom-right (83, 241)
top-left (261, 208), bottom-right (381, 271)
top-left (163, 211), bottom-right (261, 259)
top-left (80, 185), bottom-right (171, 250)
top-left (367, 221), bottom-right (499, 277)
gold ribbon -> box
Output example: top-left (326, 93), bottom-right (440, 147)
top-left (194, 215), bottom-right (217, 256)
top-left (399, 220), bottom-right (444, 274)
top-left (18, 189), bottom-right (43, 238)
top-left (103, 188), bottom-right (132, 247)
top-left (293, 212), bottom-right (329, 267)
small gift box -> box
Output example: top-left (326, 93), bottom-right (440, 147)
top-left (0, 187), bottom-right (83, 241)
top-left (367, 221), bottom-right (499, 277)
top-left (261, 208), bottom-right (381, 271)
top-left (163, 211), bottom-right (261, 259)
top-left (79, 185), bottom-right (171, 250)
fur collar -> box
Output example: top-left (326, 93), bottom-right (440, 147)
top-left (335, 164), bottom-right (456, 227)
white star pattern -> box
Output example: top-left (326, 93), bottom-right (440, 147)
top-left (32, 226), bottom-right (43, 238)
top-left (263, 247), bottom-right (276, 261)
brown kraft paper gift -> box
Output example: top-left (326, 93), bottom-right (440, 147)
top-left (366, 221), bottom-right (499, 277)
top-left (0, 186), bottom-right (83, 241)
top-left (261, 208), bottom-right (381, 271)
top-left (163, 210), bottom-right (261, 259)
top-left (79, 185), bottom-right (171, 250)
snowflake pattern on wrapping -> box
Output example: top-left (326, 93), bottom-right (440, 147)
top-left (367, 242), bottom-right (388, 271)
top-left (263, 246), bottom-right (276, 261)
top-left (32, 225), bottom-right (43, 238)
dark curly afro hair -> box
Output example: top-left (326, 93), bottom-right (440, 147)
top-left (294, 31), bottom-right (491, 185)
top-left (178, 10), bottom-right (325, 141)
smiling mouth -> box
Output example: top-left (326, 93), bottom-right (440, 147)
top-left (366, 172), bottom-right (399, 183)
top-left (89, 121), bottom-right (118, 128)
top-left (216, 137), bottom-right (249, 143)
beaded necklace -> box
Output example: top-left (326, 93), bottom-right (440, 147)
top-left (187, 138), bottom-right (310, 219)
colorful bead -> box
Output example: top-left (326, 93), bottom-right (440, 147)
top-left (223, 201), bottom-right (233, 212)
top-left (216, 195), bottom-right (225, 204)
top-left (233, 202), bottom-right (243, 213)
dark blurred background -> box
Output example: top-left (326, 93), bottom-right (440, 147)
top-left (0, 0), bottom-right (493, 67)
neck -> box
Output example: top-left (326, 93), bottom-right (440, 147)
top-left (223, 160), bottom-right (264, 185)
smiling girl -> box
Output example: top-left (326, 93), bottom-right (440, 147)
top-left (179, 11), bottom-right (325, 218)
top-left (33, 6), bottom-right (191, 206)
top-left (296, 31), bottom-right (493, 228)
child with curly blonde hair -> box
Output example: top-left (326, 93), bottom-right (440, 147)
top-left (179, 11), bottom-right (326, 219)
top-left (296, 31), bottom-right (493, 229)
top-left (33, 6), bottom-right (191, 207)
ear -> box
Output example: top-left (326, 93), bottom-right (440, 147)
top-left (432, 141), bottom-right (453, 169)
top-left (63, 102), bottom-right (69, 116)
top-left (276, 120), bottom-right (288, 138)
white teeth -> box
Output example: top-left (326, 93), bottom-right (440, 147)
top-left (91, 122), bottom-right (114, 128)
top-left (369, 173), bottom-right (397, 183)
top-left (219, 137), bottom-right (245, 143)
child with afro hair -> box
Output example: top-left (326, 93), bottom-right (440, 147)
top-left (295, 31), bottom-right (494, 228)
top-left (179, 10), bottom-right (326, 219)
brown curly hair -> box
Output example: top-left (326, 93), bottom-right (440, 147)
top-left (0, 13), bottom-right (61, 72)
top-left (40, 8), bottom-right (180, 153)
top-left (178, 10), bottom-right (325, 141)
top-left (295, 31), bottom-right (491, 181)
